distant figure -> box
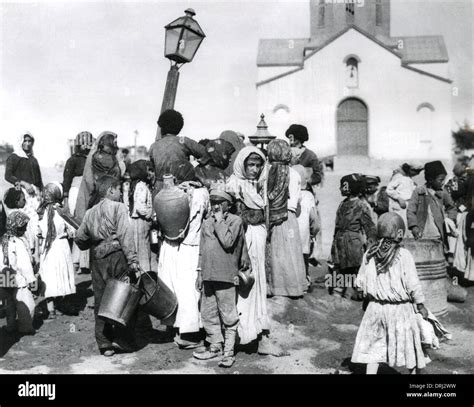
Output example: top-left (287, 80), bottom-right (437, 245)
top-left (285, 124), bottom-right (322, 188)
top-left (120, 148), bottom-right (132, 172)
top-left (149, 109), bottom-right (209, 196)
top-left (386, 162), bottom-right (423, 229)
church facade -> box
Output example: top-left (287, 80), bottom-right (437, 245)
top-left (256, 0), bottom-right (452, 160)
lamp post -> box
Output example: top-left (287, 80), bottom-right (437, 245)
top-left (157, 8), bottom-right (206, 139)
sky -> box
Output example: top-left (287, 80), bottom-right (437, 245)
top-left (0, 0), bottom-right (472, 163)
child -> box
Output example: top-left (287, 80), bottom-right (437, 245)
top-left (193, 189), bottom-right (244, 368)
top-left (352, 212), bottom-right (429, 374)
top-left (293, 165), bottom-right (319, 292)
top-left (37, 182), bottom-right (76, 318)
top-left (407, 161), bottom-right (457, 248)
top-left (0, 211), bottom-right (36, 334)
top-left (331, 174), bottom-right (376, 299)
top-left (128, 160), bottom-right (154, 272)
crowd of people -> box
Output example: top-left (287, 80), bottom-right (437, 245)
top-left (0, 109), bottom-right (473, 372)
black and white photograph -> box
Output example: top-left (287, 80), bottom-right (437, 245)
top-left (0, 0), bottom-right (473, 401)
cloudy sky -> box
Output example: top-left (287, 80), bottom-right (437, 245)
top-left (0, 0), bottom-right (472, 163)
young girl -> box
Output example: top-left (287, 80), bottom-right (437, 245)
top-left (38, 182), bottom-right (76, 318)
top-left (128, 160), bottom-right (154, 272)
top-left (293, 164), bottom-right (319, 292)
top-left (0, 211), bottom-right (36, 334)
top-left (331, 174), bottom-right (376, 299)
top-left (352, 212), bottom-right (429, 374)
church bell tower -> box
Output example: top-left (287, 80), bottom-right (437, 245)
top-left (310, 0), bottom-right (391, 47)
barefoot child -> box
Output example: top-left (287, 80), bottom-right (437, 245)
top-left (193, 189), bottom-right (244, 368)
top-left (351, 212), bottom-right (429, 374)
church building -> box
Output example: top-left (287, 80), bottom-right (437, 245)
top-left (256, 0), bottom-right (452, 160)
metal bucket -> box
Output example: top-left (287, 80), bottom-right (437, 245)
top-left (98, 278), bottom-right (141, 327)
top-left (403, 238), bottom-right (448, 317)
top-left (139, 272), bottom-right (177, 321)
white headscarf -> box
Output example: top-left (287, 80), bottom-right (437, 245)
top-left (14, 132), bottom-right (35, 159)
top-left (225, 146), bottom-right (266, 210)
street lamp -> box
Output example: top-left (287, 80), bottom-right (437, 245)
top-left (157, 8), bottom-right (206, 137)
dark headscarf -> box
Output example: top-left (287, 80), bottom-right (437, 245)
top-left (74, 131), bottom-right (94, 157)
top-left (219, 130), bottom-right (245, 176)
top-left (267, 139), bottom-right (292, 227)
top-left (37, 182), bottom-right (63, 255)
top-left (92, 131), bottom-right (120, 176)
top-left (128, 160), bottom-right (152, 215)
top-left (174, 160), bottom-right (196, 184)
top-left (366, 213), bottom-right (405, 274)
top-left (206, 139), bottom-right (235, 169)
top-left (2, 211), bottom-right (30, 267)
top-left (340, 173), bottom-right (365, 196)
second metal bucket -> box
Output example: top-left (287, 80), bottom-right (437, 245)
top-left (139, 271), bottom-right (177, 321)
top-left (98, 278), bottom-right (141, 327)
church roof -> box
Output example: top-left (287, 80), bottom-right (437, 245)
top-left (394, 36), bottom-right (449, 64)
top-left (257, 38), bottom-right (308, 67)
top-left (257, 31), bottom-right (448, 67)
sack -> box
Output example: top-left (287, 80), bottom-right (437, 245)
top-left (375, 186), bottom-right (389, 215)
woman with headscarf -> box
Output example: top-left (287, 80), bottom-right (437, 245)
top-left (157, 160), bottom-right (209, 349)
top-left (0, 211), bottom-right (36, 334)
top-left (225, 146), bottom-right (276, 352)
top-left (75, 131), bottom-right (121, 222)
top-left (5, 133), bottom-right (43, 204)
top-left (219, 130), bottom-right (245, 177)
top-left (386, 161), bottom-right (424, 229)
top-left (63, 131), bottom-right (94, 272)
top-left (265, 139), bottom-right (306, 298)
top-left (194, 139), bottom-right (235, 189)
top-left (38, 182), bottom-right (76, 318)
top-left (128, 160), bottom-right (154, 272)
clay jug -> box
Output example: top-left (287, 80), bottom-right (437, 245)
top-left (153, 174), bottom-right (190, 241)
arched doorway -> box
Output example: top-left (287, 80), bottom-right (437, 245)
top-left (336, 98), bottom-right (368, 155)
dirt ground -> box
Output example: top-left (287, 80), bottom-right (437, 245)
top-left (0, 166), bottom-right (473, 374)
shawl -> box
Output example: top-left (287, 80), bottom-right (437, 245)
top-left (267, 139), bottom-right (291, 226)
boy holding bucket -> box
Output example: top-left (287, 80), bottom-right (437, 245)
top-left (75, 175), bottom-right (140, 357)
top-left (193, 189), bottom-right (245, 368)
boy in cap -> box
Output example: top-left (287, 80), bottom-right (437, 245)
top-left (193, 188), bottom-right (244, 368)
top-left (407, 161), bottom-right (457, 248)
top-left (331, 174), bottom-right (377, 300)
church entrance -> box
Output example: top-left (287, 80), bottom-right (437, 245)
top-left (336, 98), bottom-right (368, 155)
